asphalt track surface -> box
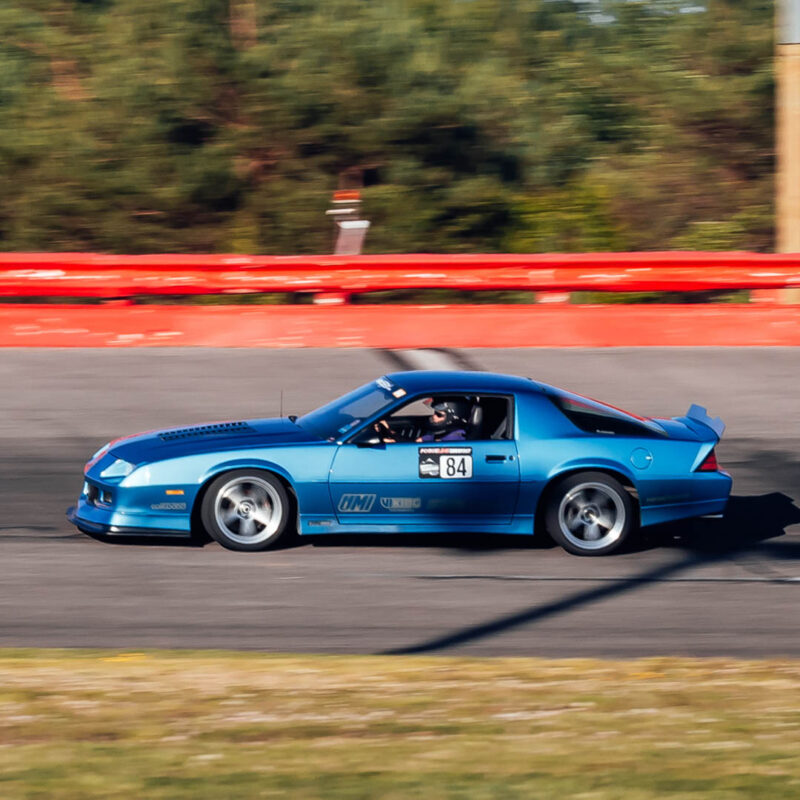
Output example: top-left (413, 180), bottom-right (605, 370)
top-left (1, 347), bottom-right (799, 657)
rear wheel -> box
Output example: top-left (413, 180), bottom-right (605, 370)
top-left (545, 472), bottom-right (635, 556)
top-left (201, 469), bottom-right (290, 551)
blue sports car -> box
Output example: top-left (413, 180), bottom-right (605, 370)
top-left (67, 371), bottom-right (731, 556)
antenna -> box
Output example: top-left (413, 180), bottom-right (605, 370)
top-left (280, 390), bottom-right (284, 419)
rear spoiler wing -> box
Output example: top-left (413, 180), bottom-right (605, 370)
top-left (686, 404), bottom-right (725, 438)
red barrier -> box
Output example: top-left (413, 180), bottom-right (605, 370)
top-left (3, 303), bottom-right (800, 347)
top-left (2, 251), bottom-right (800, 296)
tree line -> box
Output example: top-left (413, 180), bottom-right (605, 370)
top-left (0, 0), bottom-right (774, 254)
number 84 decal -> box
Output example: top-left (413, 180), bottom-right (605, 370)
top-left (418, 447), bottom-right (473, 479)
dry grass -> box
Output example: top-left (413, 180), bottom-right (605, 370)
top-left (0, 650), bottom-right (799, 798)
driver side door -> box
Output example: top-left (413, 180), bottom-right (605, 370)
top-left (328, 394), bottom-right (520, 529)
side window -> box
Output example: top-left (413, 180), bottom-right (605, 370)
top-left (381, 395), bottom-right (459, 442)
top-left (356, 396), bottom-right (436, 443)
top-left (480, 396), bottom-right (513, 440)
top-left (373, 394), bottom-right (512, 442)
top-left (388, 397), bottom-right (432, 420)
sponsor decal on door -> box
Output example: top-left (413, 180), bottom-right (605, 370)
top-left (418, 447), bottom-right (473, 479)
top-left (337, 493), bottom-right (376, 513)
top-left (380, 496), bottom-right (422, 511)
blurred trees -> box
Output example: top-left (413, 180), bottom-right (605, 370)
top-left (0, 0), bottom-right (775, 254)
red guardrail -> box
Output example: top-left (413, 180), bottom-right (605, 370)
top-left (3, 304), bottom-right (800, 347)
top-left (1, 252), bottom-right (800, 297)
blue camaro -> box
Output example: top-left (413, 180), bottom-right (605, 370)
top-left (67, 371), bottom-right (731, 556)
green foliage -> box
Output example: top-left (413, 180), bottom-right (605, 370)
top-left (0, 0), bottom-right (775, 254)
top-left (506, 182), bottom-right (626, 253)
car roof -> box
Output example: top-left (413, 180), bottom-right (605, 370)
top-left (386, 370), bottom-right (541, 395)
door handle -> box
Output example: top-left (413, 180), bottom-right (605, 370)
top-left (485, 454), bottom-right (508, 463)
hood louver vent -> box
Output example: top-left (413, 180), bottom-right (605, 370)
top-left (159, 421), bottom-right (255, 441)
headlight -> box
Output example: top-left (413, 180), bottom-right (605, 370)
top-left (100, 458), bottom-right (136, 479)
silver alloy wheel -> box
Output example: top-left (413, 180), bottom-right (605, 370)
top-left (213, 475), bottom-right (283, 547)
top-left (557, 481), bottom-right (626, 552)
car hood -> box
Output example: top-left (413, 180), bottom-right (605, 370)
top-left (107, 417), bottom-right (319, 463)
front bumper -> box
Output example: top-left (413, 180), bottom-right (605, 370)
top-left (66, 505), bottom-right (191, 538)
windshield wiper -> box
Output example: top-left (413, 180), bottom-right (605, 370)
top-left (288, 415), bottom-right (298, 423)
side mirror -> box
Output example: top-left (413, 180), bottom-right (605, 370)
top-left (356, 436), bottom-right (382, 448)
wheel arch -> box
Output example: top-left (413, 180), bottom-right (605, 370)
top-left (534, 466), bottom-right (640, 533)
top-left (190, 461), bottom-right (298, 536)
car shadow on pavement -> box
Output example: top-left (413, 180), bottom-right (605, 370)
top-left (83, 531), bottom-right (206, 548)
top-left (641, 492), bottom-right (800, 555)
top-left (87, 530), bottom-right (553, 552)
top-left (382, 492), bottom-right (800, 655)
top-left (306, 531), bottom-right (554, 552)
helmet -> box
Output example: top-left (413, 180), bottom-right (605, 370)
top-left (430, 399), bottom-right (470, 430)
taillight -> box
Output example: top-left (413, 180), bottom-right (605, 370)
top-left (696, 449), bottom-right (719, 472)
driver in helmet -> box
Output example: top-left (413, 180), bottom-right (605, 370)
top-left (416, 399), bottom-right (469, 442)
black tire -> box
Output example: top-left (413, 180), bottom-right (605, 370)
top-left (200, 469), bottom-right (291, 552)
top-left (544, 471), bottom-right (635, 556)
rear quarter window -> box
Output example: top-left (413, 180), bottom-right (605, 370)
top-left (548, 392), bottom-right (666, 438)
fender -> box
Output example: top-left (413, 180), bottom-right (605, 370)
top-left (198, 457), bottom-right (296, 487)
top-left (195, 455), bottom-right (339, 520)
top-left (546, 456), bottom-right (639, 487)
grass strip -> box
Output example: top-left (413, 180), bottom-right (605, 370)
top-left (0, 650), bottom-right (798, 799)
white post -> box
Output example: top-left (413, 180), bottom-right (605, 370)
top-left (325, 191), bottom-right (370, 256)
top-left (777, 0), bottom-right (800, 253)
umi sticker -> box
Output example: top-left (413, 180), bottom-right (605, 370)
top-left (337, 493), bottom-right (376, 513)
top-left (419, 447), bottom-right (473, 479)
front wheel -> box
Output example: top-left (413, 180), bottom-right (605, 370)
top-left (545, 472), bottom-right (635, 556)
top-left (201, 469), bottom-right (290, 551)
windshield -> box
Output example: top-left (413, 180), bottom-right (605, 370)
top-left (297, 377), bottom-right (406, 440)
